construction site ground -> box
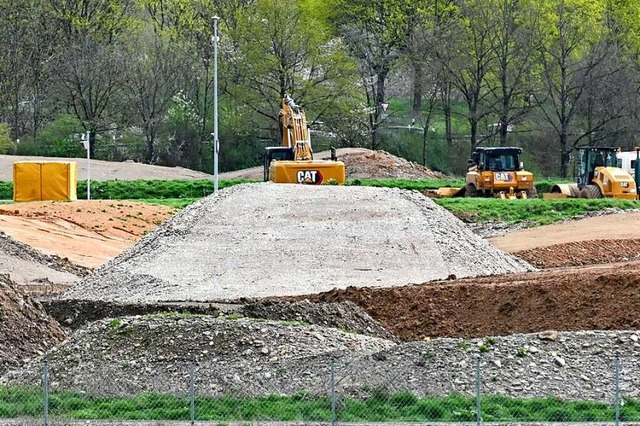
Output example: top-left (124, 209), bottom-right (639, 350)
top-left (1, 151), bottom-right (640, 402)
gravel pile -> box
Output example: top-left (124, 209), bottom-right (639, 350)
top-left (0, 232), bottom-right (89, 277)
top-left (3, 314), bottom-right (638, 402)
top-left (62, 184), bottom-right (533, 303)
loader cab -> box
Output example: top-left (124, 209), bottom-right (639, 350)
top-left (576, 147), bottom-right (618, 189)
top-left (263, 147), bottom-right (294, 181)
top-left (470, 147), bottom-right (523, 172)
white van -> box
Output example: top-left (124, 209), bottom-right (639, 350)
top-left (617, 151), bottom-right (638, 177)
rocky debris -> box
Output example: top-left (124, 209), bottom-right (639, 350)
top-left (0, 274), bottom-right (67, 375)
top-left (341, 330), bottom-right (640, 402)
top-left (61, 184), bottom-right (533, 304)
top-left (3, 316), bottom-right (639, 403)
top-left (43, 298), bottom-right (392, 340)
top-left (467, 221), bottom-right (533, 239)
top-left (0, 231), bottom-right (89, 277)
top-left (1, 315), bottom-right (395, 397)
top-left (241, 299), bottom-right (396, 340)
top-left (335, 150), bottom-right (446, 179)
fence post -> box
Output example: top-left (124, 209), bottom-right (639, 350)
top-left (331, 360), bottom-right (337, 426)
top-left (475, 356), bottom-right (482, 426)
top-left (615, 355), bottom-right (621, 426)
top-left (43, 358), bottom-right (49, 426)
top-left (190, 363), bottom-right (196, 426)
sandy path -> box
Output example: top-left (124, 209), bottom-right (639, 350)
top-left (0, 201), bottom-right (175, 268)
top-left (489, 212), bottom-right (640, 252)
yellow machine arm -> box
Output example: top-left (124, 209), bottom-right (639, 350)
top-left (280, 95), bottom-right (313, 161)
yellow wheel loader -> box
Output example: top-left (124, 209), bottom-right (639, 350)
top-left (428, 147), bottom-right (535, 199)
top-left (263, 95), bottom-right (346, 185)
top-left (550, 147), bottom-right (637, 199)
top-left (463, 147), bottom-right (536, 198)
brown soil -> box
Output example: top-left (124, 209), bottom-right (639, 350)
top-left (0, 274), bottom-right (67, 374)
top-left (0, 200), bottom-right (175, 268)
top-left (514, 239), bottom-right (640, 268)
top-left (292, 260), bottom-right (640, 340)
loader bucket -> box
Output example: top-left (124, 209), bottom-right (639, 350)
top-left (425, 187), bottom-right (464, 198)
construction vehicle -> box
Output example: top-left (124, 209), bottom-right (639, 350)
top-left (549, 147), bottom-right (637, 199)
top-left (263, 95), bottom-right (346, 185)
top-left (428, 147), bottom-right (536, 199)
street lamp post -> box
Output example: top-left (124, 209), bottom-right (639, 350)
top-left (212, 15), bottom-right (220, 195)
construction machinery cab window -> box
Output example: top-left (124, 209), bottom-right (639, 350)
top-left (472, 148), bottom-right (522, 172)
top-left (577, 148), bottom-right (618, 188)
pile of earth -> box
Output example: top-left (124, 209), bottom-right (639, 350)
top-left (3, 313), bottom-right (638, 403)
top-left (294, 260), bottom-right (640, 340)
top-left (219, 148), bottom-right (445, 180)
top-left (0, 274), bottom-right (67, 375)
top-left (60, 184), bottom-right (533, 304)
top-left (337, 149), bottom-right (446, 179)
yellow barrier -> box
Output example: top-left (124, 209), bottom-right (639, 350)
top-left (13, 162), bottom-right (78, 202)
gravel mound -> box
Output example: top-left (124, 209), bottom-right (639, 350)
top-left (62, 184), bottom-right (533, 303)
top-left (1, 315), bottom-right (395, 397)
top-left (241, 299), bottom-right (395, 340)
top-left (0, 274), bottom-right (67, 375)
top-left (0, 232), bottom-right (89, 277)
top-left (0, 232), bottom-right (83, 287)
top-left (3, 315), bottom-right (638, 402)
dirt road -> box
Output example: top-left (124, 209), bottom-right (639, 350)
top-left (489, 212), bottom-right (640, 251)
top-left (0, 201), bottom-right (175, 268)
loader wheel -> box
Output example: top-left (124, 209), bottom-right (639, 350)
top-left (579, 184), bottom-right (603, 199)
top-left (525, 187), bottom-right (538, 199)
top-left (464, 183), bottom-right (480, 198)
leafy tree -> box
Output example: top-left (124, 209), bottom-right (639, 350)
top-left (0, 123), bottom-right (16, 154)
top-left (324, 0), bottom-right (416, 150)
top-left (534, 0), bottom-right (613, 177)
top-left (223, 0), bottom-right (361, 146)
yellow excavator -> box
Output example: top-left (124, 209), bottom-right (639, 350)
top-left (263, 95), bottom-right (346, 184)
top-left (550, 147), bottom-right (637, 199)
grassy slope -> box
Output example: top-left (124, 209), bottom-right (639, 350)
top-left (1, 387), bottom-right (636, 422)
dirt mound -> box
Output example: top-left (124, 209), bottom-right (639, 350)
top-left (241, 300), bottom-right (396, 340)
top-left (2, 316), bottom-right (395, 397)
top-left (292, 260), bottom-right (640, 340)
top-left (0, 274), bottom-right (67, 375)
top-left (338, 150), bottom-right (445, 179)
top-left (62, 184), bottom-right (532, 303)
top-left (0, 200), bottom-right (175, 268)
top-left (515, 239), bottom-right (640, 269)
top-left (219, 148), bottom-right (446, 180)
top-left (4, 311), bottom-right (639, 403)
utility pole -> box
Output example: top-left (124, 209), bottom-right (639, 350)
top-left (212, 15), bottom-right (220, 195)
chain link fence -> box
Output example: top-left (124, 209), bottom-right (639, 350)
top-left (1, 355), bottom-right (638, 425)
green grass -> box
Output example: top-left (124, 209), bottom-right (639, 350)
top-left (2, 178), bottom-right (638, 228)
top-left (435, 198), bottom-right (640, 226)
top-left (1, 387), bottom-right (638, 422)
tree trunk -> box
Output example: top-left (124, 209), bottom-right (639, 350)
top-left (443, 84), bottom-right (453, 144)
top-left (412, 60), bottom-right (423, 115)
top-left (559, 133), bottom-right (570, 178)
